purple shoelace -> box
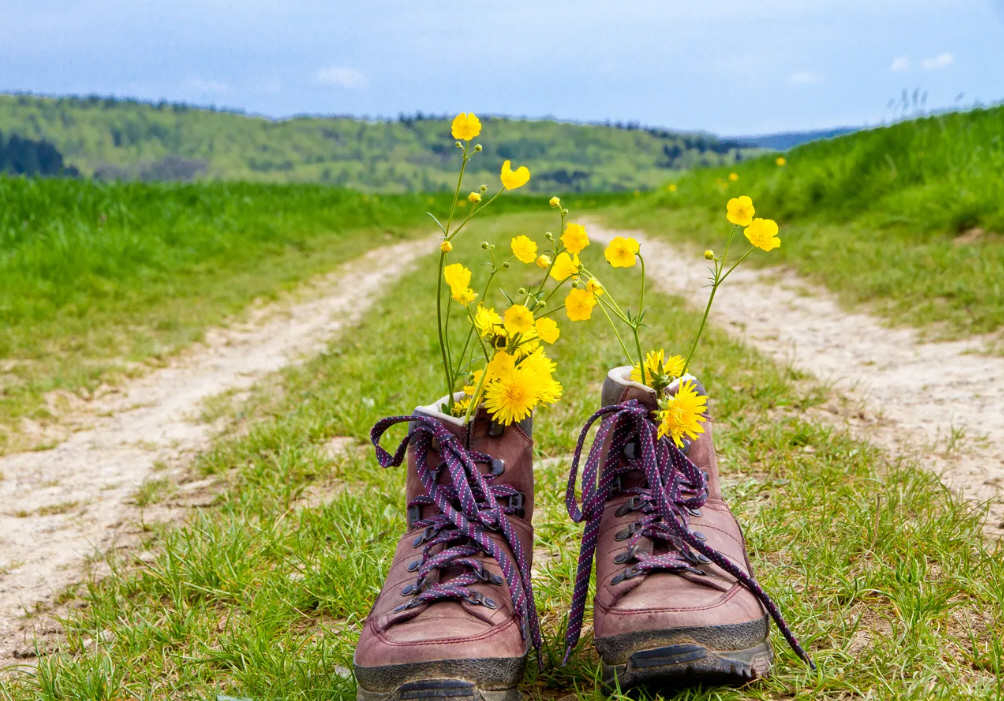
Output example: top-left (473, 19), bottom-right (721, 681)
top-left (562, 400), bottom-right (814, 668)
top-left (371, 414), bottom-right (542, 660)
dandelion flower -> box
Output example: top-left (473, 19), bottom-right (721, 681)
top-left (586, 279), bottom-right (604, 297)
top-left (726, 196), bottom-right (755, 227)
top-left (561, 223), bottom-right (590, 255)
top-left (565, 288), bottom-right (596, 321)
top-left (501, 160), bottom-right (530, 190)
top-left (656, 380), bottom-right (708, 447)
top-left (728, 173), bottom-right (739, 182)
top-left (776, 156), bottom-right (786, 166)
top-left (504, 304), bottom-right (534, 335)
top-left (549, 196), bottom-right (561, 207)
top-left (631, 349), bottom-right (686, 386)
top-left (485, 367), bottom-right (538, 425)
top-left (440, 240), bottom-right (453, 253)
top-left (443, 263), bottom-right (472, 296)
top-left (486, 351), bottom-right (516, 382)
top-left (604, 236), bottom-right (639, 268)
top-left (535, 317), bottom-right (560, 343)
top-left (536, 254), bottom-right (551, 269)
top-left (450, 396), bottom-right (472, 418)
top-left (469, 192), bottom-right (482, 203)
top-left (520, 349), bottom-right (563, 404)
top-left (744, 218), bottom-right (781, 251)
top-left (451, 113), bottom-right (481, 141)
top-left (550, 251), bottom-right (581, 281)
top-left (510, 235), bottom-right (538, 264)
top-left (452, 287), bottom-right (478, 305)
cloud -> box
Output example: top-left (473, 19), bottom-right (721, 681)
top-left (315, 66), bottom-right (367, 88)
top-left (890, 57), bottom-right (909, 72)
top-left (791, 71), bottom-right (823, 83)
top-left (921, 52), bottom-right (953, 70)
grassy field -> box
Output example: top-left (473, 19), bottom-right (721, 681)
top-left (0, 175), bottom-right (627, 451)
top-left (0, 94), bottom-right (760, 192)
top-left (617, 106), bottom-right (1004, 336)
top-left (2, 214), bottom-right (999, 700)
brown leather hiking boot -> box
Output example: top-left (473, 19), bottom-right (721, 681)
top-left (354, 395), bottom-right (540, 701)
top-left (562, 367), bottom-right (812, 689)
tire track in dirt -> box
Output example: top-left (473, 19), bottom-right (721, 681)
top-left (0, 235), bottom-right (435, 661)
top-left (589, 222), bottom-right (1004, 536)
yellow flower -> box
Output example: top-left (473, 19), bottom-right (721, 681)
top-left (464, 369), bottom-right (483, 396)
top-left (704, 249), bottom-right (714, 260)
top-left (726, 196), bottom-right (755, 227)
top-left (776, 156), bottom-right (786, 166)
top-left (451, 113), bottom-right (481, 141)
top-left (452, 287), bottom-right (478, 305)
top-left (565, 288), bottom-right (596, 321)
top-left (440, 240), bottom-right (453, 253)
top-left (535, 317), bottom-right (560, 343)
top-left (500, 160), bottom-right (530, 190)
top-left (561, 223), bottom-right (590, 255)
top-left (503, 304), bottom-right (534, 335)
top-left (512, 327), bottom-right (540, 359)
top-left (586, 279), bottom-right (604, 297)
top-left (474, 304), bottom-right (503, 338)
top-left (486, 351), bottom-right (516, 383)
top-left (536, 255), bottom-right (551, 269)
top-left (728, 172), bottom-right (739, 182)
top-left (443, 263), bottom-right (472, 296)
top-left (510, 235), bottom-right (538, 264)
top-left (450, 396), bottom-right (472, 418)
top-left (631, 349), bottom-right (686, 386)
top-left (469, 192), bottom-right (482, 203)
top-left (549, 196), bottom-right (561, 207)
top-left (668, 183), bottom-right (678, 192)
top-left (656, 380), bottom-right (708, 447)
top-left (550, 251), bottom-right (580, 281)
top-left (519, 349), bottom-right (562, 404)
top-left (744, 218), bottom-right (781, 252)
top-left (604, 236), bottom-right (639, 268)
top-left (484, 366), bottom-right (539, 426)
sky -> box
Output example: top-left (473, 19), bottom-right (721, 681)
top-left (2, 0), bottom-right (1003, 135)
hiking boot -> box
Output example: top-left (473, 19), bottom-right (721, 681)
top-left (562, 367), bottom-right (812, 689)
top-left (354, 394), bottom-right (540, 701)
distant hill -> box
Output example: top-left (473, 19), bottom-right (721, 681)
top-left (0, 94), bottom-right (764, 192)
top-left (733, 127), bottom-right (860, 151)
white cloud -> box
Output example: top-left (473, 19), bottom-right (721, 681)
top-left (791, 71), bottom-right (823, 83)
top-left (890, 57), bottom-right (910, 72)
top-left (921, 52), bottom-right (953, 70)
top-left (315, 66), bottom-right (367, 88)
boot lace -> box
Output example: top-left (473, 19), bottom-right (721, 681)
top-left (371, 414), bottom-right (541, 659)
top-left (562, 400), bottom-right (814, 668)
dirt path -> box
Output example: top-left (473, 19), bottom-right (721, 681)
top-left (0, 235), bottom-right (434, 661)
top-left (590, 223), bottom-right (1004, 536)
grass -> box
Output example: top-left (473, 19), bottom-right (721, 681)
top-left (1, 213), bottom-right (1000, 700)
top-left (612, 106), bottom-right (1004, 336)
top-left (0, 175), bottom-right (626, 450)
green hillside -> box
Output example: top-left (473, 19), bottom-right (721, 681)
top-left (0, 94), bottom-right (760, 192)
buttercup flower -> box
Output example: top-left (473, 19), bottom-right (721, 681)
top-left (744, 218), bottom-right (781, 251)
top-left (510, 235), bottom-right (538, 264)
top-left (501, 160), bottom-right (530, 190)
top-left (656, 380), bottom-right (708, 447)
top-left (451, 113), bottom-right (481, 141)
top-left (503, 304), bottom-right (534, 335)
top-left (561, 223), bottom-right (590, 255)
top-left (443, 263), bottom-right (472, 297)
top-left (440, 240), bottom-right (453, 253)
top-left (550, 252), bottom-right (580, 281)
top-left (452, 287), bottom-right (478, 305)
top-left (728, 173), bottom-right (739, 182)
top-left (469, 192), bottom-right (482, 203)
top-left (549, 196), bottom-right (561, 207)
top-left (535, 317), bottom-right (560, 344)
top-left (726, 196), bottom-right (755, 227)
top-left (668, 183), bottom-right (678, 192)
top-left (536, 255), bottom-right (551, 269)
top-left (631, 349), bottom-right (686, 386)
top-left (776, 156), bottom-right (787, 166)
top-left (450, 396), bottom-right (472, 417)
top-left (474, 305), bottom-right (503, 338)
top-left (585, 279), bottom-right (604, 297)
top-left (604, 236), bottom-right (639, 268)
top-left (565, 288), bottom-right (596, 321)
top-left (704, 249), bottom-right (714, 260)
top-left (484, 366), bottom-right (538, 425)
top-left (485, 351), bottom-right (516, 383)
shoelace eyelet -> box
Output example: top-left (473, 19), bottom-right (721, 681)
top-left (614, 522), bottom-right (641, 541)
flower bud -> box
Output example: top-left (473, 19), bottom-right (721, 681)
top-left (502, 262), bottom-right (510, 269)
top-left (474, 144), bottom-right (483, 152)
top-left (518, 287), bottom-right (527, 295)
top-left (549, 196), bottom-right (560, 208)
top-left (456, 141), bottom-right (463, 148)
top-left (544, 232), bottom-right (553, 240)
top-left (561, 208), bottom-right (569, 216)
top-left (537, 300), bottom-right (546, 309)
top-left (481, 242), bottom-right (490, 249)
top-left (536, 255), bottom-right (551, 269)
top-left (479, 184), bottom-right (488, 193)
top-left (441, 240), bottom-right (453, 253)
top-left (468, 192), bottom-right (482, 203)
top-left (704, 249), bottom-right (715, 260)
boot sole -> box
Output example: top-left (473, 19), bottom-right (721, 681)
top-left (596, 617), bottom-right (773, 689)
top-left (354, 655), bottom-right (525, 701)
